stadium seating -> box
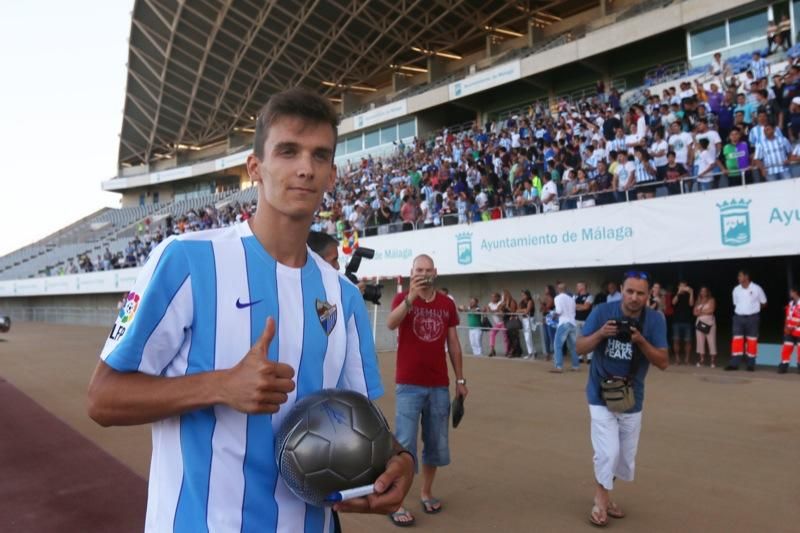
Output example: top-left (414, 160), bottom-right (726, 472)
top-left (3, 29), bottom-right (798, 281)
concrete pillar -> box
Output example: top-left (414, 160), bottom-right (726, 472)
top-left (600, 0), bottom-right (607, 17)
top-left (485, 34), bottom-right (501, 58)
top-left (341, 92), bottom-right (360, 115)
top-left (392, 72), bottom-right (409, 92)
top-left (528, 23), bottom-right (544, 48)
top-left (427, 56), bottom-right (446, 84)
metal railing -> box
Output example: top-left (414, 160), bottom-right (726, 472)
top-left (346, 168), bottom-right (795, 238)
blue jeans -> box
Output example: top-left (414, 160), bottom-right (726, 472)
top-left (395, 384), bottom-right (450, 471)
top-left (766, 170), bottom-right (791, 181)
top-left (554, 322), bottom-right (579, 369)
top-left (542, 321), bottom-right (558, 354)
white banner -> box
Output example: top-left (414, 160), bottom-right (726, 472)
top-left (448, 60), bottom-right (521, 100)
top-left (3, 181), bottom-right (798, 297)
top-left (353, 100), bottom-right (408, 130)
top-left (0, 268), bottom-right (142, 297)
top-left (347, 180), bottom-right (800, 278)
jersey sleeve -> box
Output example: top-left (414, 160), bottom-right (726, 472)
top-left (645, 310), bottom-right (668, 349)
top-left (100, 237), bottom-right (193, 375)
top-left (339, 279), bottom-right (384, 400)
top-left (754, 142), bottom-right (764, 160)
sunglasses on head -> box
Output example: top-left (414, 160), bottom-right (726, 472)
top-left (624, 270), bottom-right (650, 281)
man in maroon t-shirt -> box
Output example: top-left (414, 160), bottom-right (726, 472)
top-left (386, 254), bottom-right (468, 526)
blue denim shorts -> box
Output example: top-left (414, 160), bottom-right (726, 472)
top-left (394, 384), bottom-right (450, 470)
top-left (672, 321), bottom-right (693, 341)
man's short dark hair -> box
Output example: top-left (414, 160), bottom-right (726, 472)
top-left (739, 269), bottom-right (750, 278)
top-left (253, 88), bottom-right (339, 160)
top-left (307, 230), bottom-right (338, 256)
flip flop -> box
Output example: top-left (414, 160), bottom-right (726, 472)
top-left (421, 497), bottom-right (443, 514)
top-left (589, 504), bottom-right (608, 527)
top-left (388, 509), bottom-right (415, 527)
top-left (607, 501), bottom-right (626, 519)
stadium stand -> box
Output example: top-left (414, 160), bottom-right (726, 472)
top-left (3, 0), bottom-right (798, 283)
top-left (4, 42), bottom-right (800, 280)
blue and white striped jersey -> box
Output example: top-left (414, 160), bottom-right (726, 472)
top-left (99, 222), bottom-right (383, 533)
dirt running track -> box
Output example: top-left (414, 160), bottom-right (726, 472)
top-left (0, 321), bottom-right (797, 532)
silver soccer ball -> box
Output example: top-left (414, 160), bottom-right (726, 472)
top-left (275, 389), bottom-right (394, 506)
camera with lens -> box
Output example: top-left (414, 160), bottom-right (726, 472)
top-left (611, 318), bottom-right (640, 343)
top-left (344, 247), bottom-right (383, 305)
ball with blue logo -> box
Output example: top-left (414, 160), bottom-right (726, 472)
top-left (275, 389), bottom-right (394, 506)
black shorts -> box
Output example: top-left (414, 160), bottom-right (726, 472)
top-left (732, 314), bottom-right (760, 338)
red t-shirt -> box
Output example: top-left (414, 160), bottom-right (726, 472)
top-left (392, 291), bottom-right (459, 387)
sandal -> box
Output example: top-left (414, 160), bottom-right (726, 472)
top-left (421, 497), bottom-right (443, 514)
top-left (589, 504), bottom-right (608, 527)
top-left (607, 501), bottom-right (626, 519)
top-left (388, 508), bottom-right (415, 527)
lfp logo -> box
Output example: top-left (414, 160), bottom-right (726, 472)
top-left (716, 199), bottom-right (752, 247)
top-left (456, 232), bottom-right (473, 265)
top-left (119, 292), bottom-right (141, 324)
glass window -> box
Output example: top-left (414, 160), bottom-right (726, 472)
top-left (690, 23), bottom-right (727, 57)
top-left (345, 136), bottom-right (362, 154)
top-left (380, 124), bottom-right (397, 144)
top-left (398, 119), bottom-right (416, 140)
top-left (729, 11), bottom-right (767, 45)
top-left (364, 129), bottom-right (380, 148)
top-left (336, 140), bottom-right (345, 156)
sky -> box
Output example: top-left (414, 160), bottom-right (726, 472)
top-left (0, 0), bottom-right (133, 256)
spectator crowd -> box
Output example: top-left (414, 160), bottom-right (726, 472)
top-left (314, 50), bottom-right (800, 238)
top-left (51, 201), bottom-right (257, 276)
top-left (51, 45), bottom-right (800, 274)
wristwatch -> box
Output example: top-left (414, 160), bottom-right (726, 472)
top-left (456, 378), bottom-right (467, 385)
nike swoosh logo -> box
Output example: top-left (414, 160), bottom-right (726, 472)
top-left (236, 298), bottom-right (262, 309)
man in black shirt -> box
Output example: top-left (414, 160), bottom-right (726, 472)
top-left (671, 281), bottom-right (695, 365)
top-left (602, 109), bottom-right (622, 141)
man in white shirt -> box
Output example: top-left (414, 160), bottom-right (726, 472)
top-left (550, 282), bottom-right (579, 372)
top-left (668, 121), bottom-right (694, 167)
top-left (541, 173), bottom-right (559, 213)
top-left (348, 203), bottom-right (367, 232)
top-left (725, 270), bottom-right (768, 371)
top-left (694, 120), bottom-right (722, 157)
top-left (612, 152), bottom-right (635, 202)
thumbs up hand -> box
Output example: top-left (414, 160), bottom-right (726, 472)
top-left (221, 317), bottom-right (296, 414)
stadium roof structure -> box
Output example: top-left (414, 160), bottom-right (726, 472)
top-left (119, 0), bottom-right (594, 168)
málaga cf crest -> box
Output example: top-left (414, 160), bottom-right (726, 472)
top-left (316, 299), bottom-right (338, 337)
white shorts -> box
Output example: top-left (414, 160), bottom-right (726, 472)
top-left (589, 404), bottom-right (643, 490)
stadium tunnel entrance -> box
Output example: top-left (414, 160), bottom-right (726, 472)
top-left (367, 254), bottom-right (798, 354)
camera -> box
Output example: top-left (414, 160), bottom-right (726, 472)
top-left (344, 247), bottom-right (383, 305)
top-left (611, 318), bottom-right (640, 343)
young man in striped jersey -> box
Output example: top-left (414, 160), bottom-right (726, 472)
top-left (88, 88), bottom-right (414, 533)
